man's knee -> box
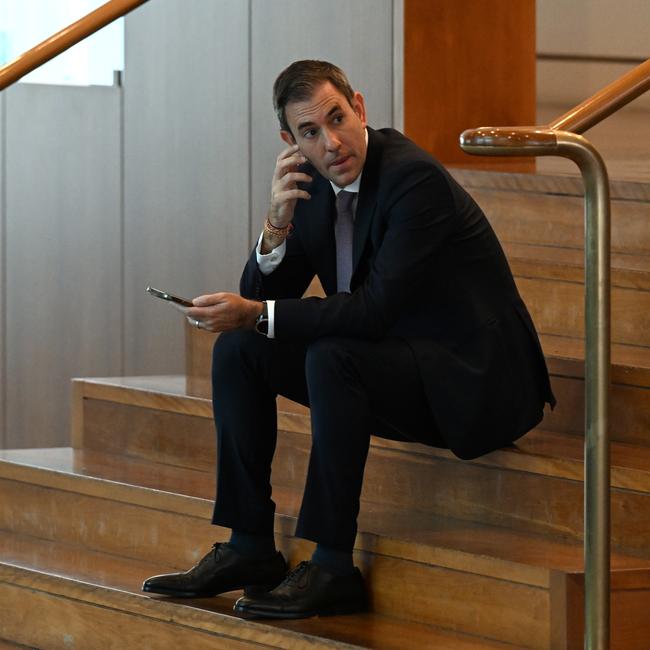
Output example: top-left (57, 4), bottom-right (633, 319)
top-left (212, 329), bottom-right (261, 377)
top-left (305, 338), bottom-right (370, 446)
top-left (305, 337), bottom-right (355, 385)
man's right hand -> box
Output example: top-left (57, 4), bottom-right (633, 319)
top-left (267, 144), bottom-right (312, 229)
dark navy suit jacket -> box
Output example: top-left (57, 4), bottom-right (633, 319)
top-left (241, 127), bottom-right (555, 459)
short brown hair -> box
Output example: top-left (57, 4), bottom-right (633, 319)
top-left (273, 60), bottom-right (355, 133)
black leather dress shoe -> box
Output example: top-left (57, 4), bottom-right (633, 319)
top-left (234, 561), bottom-right (367, 619)
top-left (142, 543), bottom-right (287, 598)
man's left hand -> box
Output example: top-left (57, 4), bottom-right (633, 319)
top-left (186, 293), bottom-right (263, 332)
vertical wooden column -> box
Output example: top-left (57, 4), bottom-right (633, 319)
top-left (185, 322), bottom-right (218, 399)
top-left (404, 0), bottom-right (536, 172)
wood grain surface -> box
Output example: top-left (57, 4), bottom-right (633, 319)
top-left (0, 531), bottom-right (522, 650)
top-left (69, 377), bottom-right (650, 549)
top-left (404, 0), bottom-right (536, 171)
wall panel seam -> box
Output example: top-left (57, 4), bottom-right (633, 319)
top-left (247, 0), bottom-right (253, 251)
top-left (391, 0), bottom-right (404, 132)
top-left (119, 80), bottom-right (126, 377)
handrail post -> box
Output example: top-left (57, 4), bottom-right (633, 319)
top-left (460, 127), bottom-right (612, 649)
top-left (557, 134), bottom-right (612, 650)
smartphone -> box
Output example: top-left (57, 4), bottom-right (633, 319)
top-left (146, 286), bottom-right (194, 308)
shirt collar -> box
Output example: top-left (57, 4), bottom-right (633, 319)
top-left (329, 128), bottom-right (368, 196)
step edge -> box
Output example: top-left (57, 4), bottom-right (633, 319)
top-left (280, 424), bottom-right (650, 495)
top-left (0, 452), bottom-right (213, 520)
top-left (0, 561), bottom-right (359, 650)
top-left (74, 377), bottom-right (212, 419)
top-left (68, 378), bottom-right (650, 489)
top-left (0, 550), bottom-right (528, 650)
top-left (6, 450), bottom-right (650, 589)
top-left (0, 453), bottom-right (558, 587)
top-left (449, 167), bottom-right (650, 203)
top-left (507, 255), bottom-right (650, 292)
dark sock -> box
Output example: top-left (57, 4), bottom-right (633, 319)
top-left (311, 544), bottom-right (354, 576)
top-left (228, 530), bottom-right (276, 558)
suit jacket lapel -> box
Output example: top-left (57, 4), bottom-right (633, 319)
top-left (352, 128), bottom-right (381, 275)
top-left (304, 174), bottom-right (337, 294)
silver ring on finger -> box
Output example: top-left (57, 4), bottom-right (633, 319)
top-left (194, 319), bottom-right (201, 329)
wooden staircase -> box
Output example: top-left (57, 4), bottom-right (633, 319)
top-left (1, 159), bottom-right (650, 648)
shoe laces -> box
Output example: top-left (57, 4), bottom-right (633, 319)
top-left (281, 561), bottom-right (312, 587)
top-left (188, 543), bottom-right (222, 575)
top-left (207, 542), bottom-right (226, 562)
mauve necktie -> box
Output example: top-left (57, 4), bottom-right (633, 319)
top-left (335, 190), bottom-right (356, 292)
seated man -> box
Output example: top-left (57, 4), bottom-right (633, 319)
top-left (143, 60), bottom-right (555, 619)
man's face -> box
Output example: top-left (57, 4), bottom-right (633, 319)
top-left (281, 81), bottom-right (368, 189)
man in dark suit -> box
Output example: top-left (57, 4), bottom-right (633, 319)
top-left (143, 60), bottom-right (555, 619)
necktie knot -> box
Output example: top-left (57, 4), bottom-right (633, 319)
top-left (336, 190), bottom-right (356, 214)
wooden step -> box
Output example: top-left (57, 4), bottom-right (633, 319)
top-left (540, 333), bottom-right (650, 445)
top-left (1, 448), bottom-right (650, 648)
top-left (0, 532), bottom-right (519, 650)
top-left (449, 168), bottom-right (650, 255)
top-left (72, 376), bottom-right (650, 551)
top-left (450, 166), bottom-right (650, 347)
top-left (274, 427), bottom-right (650, 554)
top-left (0, 640), bottom-right (36, 649)
top-left (181, 323), bottom-right (650, 448)
top-left (485, 240), bottom-right (650, 348)
top-left (541, 333), bottom-right (650, 390)
top-left (72, 375), bottom-right (216, 471)
top-left (509, 257), bottom-right (650, 347)
top-left (505, 242), bottom-right (650, 292)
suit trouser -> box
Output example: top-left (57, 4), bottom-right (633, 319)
top-left (210, 330), bottom-right (445, 551)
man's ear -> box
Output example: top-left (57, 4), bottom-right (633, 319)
top-left (352, 91), bottom-right (367, 128)
top-left (280, 130), bottom-right (295, 146)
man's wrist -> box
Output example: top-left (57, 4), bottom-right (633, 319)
top-left (266, 206), bottom-right (290, 230)
top-left (254, 301), bottom-right (269, 335)
top-left (261, 232), bottom-right (284, 255)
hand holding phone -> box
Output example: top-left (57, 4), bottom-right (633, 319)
top-left (268, 144), bottom-right (312, 227)
top-left (146, 286), bottom-right (194, 308)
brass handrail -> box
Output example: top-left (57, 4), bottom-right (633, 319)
top-left (550, 58), bottom-right (650, 133)
top-left (0, 0), bottom-right (149, 91)
top-left (461, 57), bottom-right (649, 650)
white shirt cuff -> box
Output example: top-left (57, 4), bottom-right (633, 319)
top-left (256, 231), bottom-right (286, 275)
top-left (266, 300), bottom-right (276, 339)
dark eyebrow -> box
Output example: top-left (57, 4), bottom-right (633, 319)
top-left (296, 104), bottom-right (343, 131)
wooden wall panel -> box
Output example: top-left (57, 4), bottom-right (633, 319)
top-left (536, 0), bottom-right (650, 110)
top-left (537, 0), bottom-right (649, 59)
top-left (123, 0), bottom-right (250, 375)
top-left (250, 0), bottom-right (395, 246)
top-left (0, 1), bottom-right (398, 448)
top-left (5, 85), bottom-right (122, 448)
top-left (404, 0), bottom-right (536, 171)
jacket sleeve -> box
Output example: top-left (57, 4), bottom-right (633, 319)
top-left (273, 161), bottom-right (458, 341)
top-left (239, 229), bottom-right (316, 301)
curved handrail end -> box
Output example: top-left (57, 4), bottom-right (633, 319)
top-left (460, 126), bottom-right (558, 156)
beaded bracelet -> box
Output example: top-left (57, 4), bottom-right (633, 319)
top-left (264, 219), bottom-right (294, 239)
